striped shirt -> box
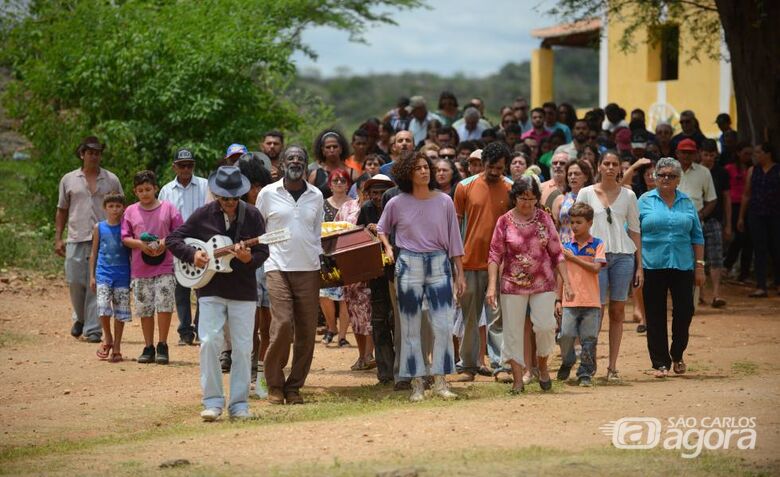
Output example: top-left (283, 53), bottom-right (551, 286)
top-left (158, 176), bottom-right (208, 221)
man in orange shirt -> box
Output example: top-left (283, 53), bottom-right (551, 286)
top-left (344, 128), bottom-right (369, 175)
top-left (453, 141), bottom-right (513, 381)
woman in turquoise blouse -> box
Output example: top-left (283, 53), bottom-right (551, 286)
top-left (638, 157), bottom-right (705, 378)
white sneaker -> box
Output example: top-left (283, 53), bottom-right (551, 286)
top-left (409, 377), bottom-right (425, 402)
top-left (230, 409), bottom-right (254, 421)
top-left (255, 371), bottom-right (268, 399)
top-left (432, 375), bottom-right (458, 400)
top-left (200, 408), bottom-right (222, 422)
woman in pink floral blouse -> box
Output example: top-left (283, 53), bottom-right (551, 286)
top-left (486, 177), bottom-right (574, 394)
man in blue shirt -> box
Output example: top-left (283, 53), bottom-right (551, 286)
top-left (158, 148), bottom-right (208, 345)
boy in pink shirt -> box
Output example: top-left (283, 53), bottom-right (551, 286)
top-left (121, 171), bottom-right (183, 364)
top-left (555, 202), bottom-right (606, 387)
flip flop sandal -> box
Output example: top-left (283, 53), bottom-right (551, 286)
top-left (96, 343), bottom-right (112, 360)
top-left (654, 366), bottom-right (668, 378)
top-left (109, 352), bottom-right (123, 363)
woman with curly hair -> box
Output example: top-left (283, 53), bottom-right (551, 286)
top-left (377, 151), bottom-right (466, 402)
top-left (308, 129), bottom-right (359, 198)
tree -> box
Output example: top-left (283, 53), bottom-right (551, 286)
top-left (546, 0), bottom-right (779, 151)
top-left (0, 0), bottom-right (423, 211)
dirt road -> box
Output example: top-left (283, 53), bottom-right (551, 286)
top-left (0, 270), bottom-right (778, 476)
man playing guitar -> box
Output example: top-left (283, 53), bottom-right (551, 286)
top-left (167, 165), bottom-right (269, 421)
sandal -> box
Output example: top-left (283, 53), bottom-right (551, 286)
top-left (109, 352), bottom-right (123, 363)
top-left (711, 297), bottom-right (727, 308)
top-left (673, 360), bottom-right (687, 375)
top-left (476, 366), bottom-right (493, 377)
top-left (96, 343), bottom-right (112, 360)
top-left (654, 366), bottom-right (668, 378)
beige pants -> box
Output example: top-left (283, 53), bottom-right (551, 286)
top-left (500, 292), bottom-right (557, 367)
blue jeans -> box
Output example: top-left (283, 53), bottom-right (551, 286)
top-left (396, 250), bottom-right (456, 378)
top-left (175, 283), bottom-right (198, 340)
top-left (198, 297), bottom-right (255, 415)
top-left (558, 307), bottom-right (601, 378)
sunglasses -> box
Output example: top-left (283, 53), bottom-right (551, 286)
top-left (175, 162), bottom-right (195, 169)
top-left (606, 206), bottom-right (613, 224)
top-left (656, 173), bottom-right (679, 180)
top-left (331, 177), bottom-right (347, 184)
top-left (216, 196), bottom-right (239, 202)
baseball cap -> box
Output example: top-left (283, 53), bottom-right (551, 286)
top-left (630, 131), bottom-right (648, 149)
top-left (468, 149), bottom-right (483, 162)
top-left (676, 138), bottom-right (698, 152)
top-left (174, 148), bottom-right (195, 163)
top-left (224, 143), bottom-right (248, 159)
top-left (715, 113), bottom-right (731, 125)
top-left (409, 96), bottom-right (426, 109)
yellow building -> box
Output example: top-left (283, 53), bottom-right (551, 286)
top-left (530, 16), bottom-right (735, 137)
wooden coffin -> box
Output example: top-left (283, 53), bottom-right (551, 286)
top-left (320, 226), bottom-right (384, 287)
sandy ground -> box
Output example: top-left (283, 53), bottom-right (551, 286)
top-left (0, 270), bottom-right (778, 475)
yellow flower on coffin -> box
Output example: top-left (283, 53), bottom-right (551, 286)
top-left (321, 221), bottom-right (355, 237)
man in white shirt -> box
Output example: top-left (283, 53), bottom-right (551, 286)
top-left (256, 145), bottom-right (323, 405)
top-left (408, 95), bottom-right (442, 146)
top-left (455, 107), bottom-right (487, 142)
top-left (676, 139), bottom-right (717, 217)
top-left (159, 148), bottom-right (208, 345)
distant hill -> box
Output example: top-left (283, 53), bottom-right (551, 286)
top-left (294, 47), bottom-right (598, 132)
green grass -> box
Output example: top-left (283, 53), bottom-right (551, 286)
top-left (1, 381), bottom-right (776, 476)
top-left (263, 446), bottom-right (774, 477)
top-left (731, 360), bottom-right (759, 376)
top-left (0, 159), bottom-right (60, 273)
top-left (0, 381), bottom-right (560, 466)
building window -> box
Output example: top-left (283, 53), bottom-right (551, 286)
top-left (647, 24), bottom-right (679, 81)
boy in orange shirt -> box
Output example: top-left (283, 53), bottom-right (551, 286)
top-left (555, 203), bottom-right (606, 387)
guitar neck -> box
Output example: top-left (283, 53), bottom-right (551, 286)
top-left (213, 237), bottom-right (259, 259)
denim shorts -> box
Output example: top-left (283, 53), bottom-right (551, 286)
top-left (598, 253), bottom-right (635, 304)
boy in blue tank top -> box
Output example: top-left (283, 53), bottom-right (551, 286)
top-left (89, 193), bottom-right (131, 362)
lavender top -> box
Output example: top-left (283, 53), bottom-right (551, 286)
top-left (377, 191), bottom-right (464, 257)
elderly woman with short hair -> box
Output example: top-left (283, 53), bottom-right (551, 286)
top-left (638, 158), bottom-right (705, 378)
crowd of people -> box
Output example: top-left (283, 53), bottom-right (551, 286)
top-left (55, 92), bottom-right (779, 420)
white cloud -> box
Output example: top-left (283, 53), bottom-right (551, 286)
top-left (292, 0), bottom-right (556, 77)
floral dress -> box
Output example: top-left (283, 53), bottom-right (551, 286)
top-left (336, 199), bottom-right (372, 336)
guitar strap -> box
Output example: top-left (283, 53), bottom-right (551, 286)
top-left (233, 200), bottom-right (246, 243)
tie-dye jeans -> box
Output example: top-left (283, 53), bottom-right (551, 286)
top-left (395, 249), bottom-right (456, 378)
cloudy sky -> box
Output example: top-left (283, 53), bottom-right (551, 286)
top-left (292, 0), bottom-right (556, 78)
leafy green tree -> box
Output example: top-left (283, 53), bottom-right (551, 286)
top-left (546, 0), bottom-right (779, 151)
top-left (0, 0), bottom-right (422, 213)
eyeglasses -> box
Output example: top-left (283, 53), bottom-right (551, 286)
top-left (656, 173), bottom-right (679, 180)
top-left (331, 177), bottom-right (347, 184)
top-left (216, 196), bottom-right (239, 202)
top-left (606, 206), bottom-right (613, 224)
